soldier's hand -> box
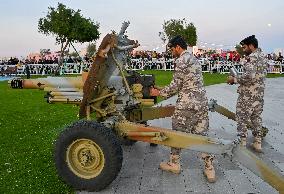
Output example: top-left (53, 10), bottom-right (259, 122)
top-left (150, 87), bottom-right (160, 96)
top-left (227, 76), bottom-right (237, 85)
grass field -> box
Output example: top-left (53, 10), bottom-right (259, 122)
top-left (139, 70), bottom-right (228, 86)
top-left (0, 71), bottom-right (283, 193)
top-left (0, 80), bottom-right (77, 193)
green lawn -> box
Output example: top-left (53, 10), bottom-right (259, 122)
top-left (0, 81), bottom-right (77, 193)
top-left (139, 70), bottom-right (228, 86)
top-left (0, 71), bottom-right (283, 193)
top-left (266, 73), bottom-right (284, 78)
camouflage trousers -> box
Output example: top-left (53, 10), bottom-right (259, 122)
top-left (236, 94), bottom-right (264, 138)
top-left (171, 107), bottom-right (209, 155)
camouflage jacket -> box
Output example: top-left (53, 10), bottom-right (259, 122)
top-left (160, 50), bottom-right (208, 110)
top-left (237, 48), bottom-right (268, 97)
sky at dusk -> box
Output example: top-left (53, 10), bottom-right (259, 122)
top-left (0, 0), bottom-right (283, 57)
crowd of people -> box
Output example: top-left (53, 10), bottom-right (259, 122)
top-left (267, 52), bottom-right (284, 63)
top-left (0, 57), bottom-right (20, 65)
top-left (194, 51), bottom-right (241, 62)
top-left (129, 50), bottom-right (284, 63)
top-left (131, 50), bottom-right (172, 60)
top-left (0, 50), bottom-right (283, 76)
top-left (0, 55), bottom-right (92, 66)
top-left (127, 50), bottom-right (284, 71)
top-left (0, 55), bottom-right (93, 75)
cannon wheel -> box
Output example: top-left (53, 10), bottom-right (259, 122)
top-left (54, 120), bottom-right (123, 191)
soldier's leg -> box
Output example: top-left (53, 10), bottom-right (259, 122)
top-left (179, 106), bottom-right (216, 183)
top-left (251, 100), bottom-right (264, 137)
top-left (201, 153), bottom-right (216, 183)
top-left (171, 109), bottom-right (190, 156)
top-left (236, 95), bottom-right (252, 146)
top-left (250, 100), bottom-right (264, 152)
top-left (161, 108), bottom-right (201, 173)
top-left (159, 109), bottom-right (184, 174)
top-left (173, 109), bottom-right (196, 133)
top-left (191, 107), bottom-right (216, 183)
top-left (191, 106), bottom-right (209, 135)
top-left (172, 108), bottom-right (198, 159)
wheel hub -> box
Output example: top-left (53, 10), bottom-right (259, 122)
top-left (66, 138), bottom-right (105, 179)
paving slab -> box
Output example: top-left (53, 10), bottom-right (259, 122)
top-left (78, 78), bottom-right (284, 194)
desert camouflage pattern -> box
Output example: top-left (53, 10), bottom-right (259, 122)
top-left (160, 50), bottom-right (209, 136)
top-left (236, 48), bottom-right (268, 137)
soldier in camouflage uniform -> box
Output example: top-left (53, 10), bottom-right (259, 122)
top-left (150, 35), bottom-right (216, 183)
top-left (227, 35), bottom-right (267, 152)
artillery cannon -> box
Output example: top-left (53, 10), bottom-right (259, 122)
top-left (9, 22), bottom-right (283, 192)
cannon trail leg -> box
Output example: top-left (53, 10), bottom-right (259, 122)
top-left (115, 120), bottom-right (284, 193)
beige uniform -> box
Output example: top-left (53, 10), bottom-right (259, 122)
top-left (236, 48), bottom-right (268, 137)
top-left (160, 50), bottom-right (209, 136)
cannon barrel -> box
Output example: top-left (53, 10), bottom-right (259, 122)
top-left (9, 76), bottom-right (83, 89)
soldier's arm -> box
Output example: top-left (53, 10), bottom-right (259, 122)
top-left (160, 60), bottom-right (184, 98)
top-left (237, 56), bottom-right (257, 84)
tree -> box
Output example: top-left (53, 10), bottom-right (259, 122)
top-left (38, 3), bottom-right (100, 73)
top-left (69, 51), bottom-right (79, 58)
top-left (40, 49), bottom-right (51, 56)
top-left (162, 18), bottom-right (197, 46)
top-left (39, 49), bottom-right (51, 61)
top-left (86, 42), bottom-right (97, 58)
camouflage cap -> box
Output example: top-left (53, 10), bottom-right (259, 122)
top-left (167, 35), bottom-right (187, 49)
top-left (240, 35), bottom-right (257, 46)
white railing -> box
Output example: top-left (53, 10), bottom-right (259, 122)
top-left (127, 59), bottom-right (284, 74)
top-left (126, 58), bottom-right (175, 71)
top-left (127, 59), bottom-right (245, 73)
top-left (4, 63), bottom-right (92, 76)
top-left (1, 59), bottom-right (284, 76)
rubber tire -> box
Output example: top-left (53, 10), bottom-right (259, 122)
top-left (54, 120), bottom-right (123, 192)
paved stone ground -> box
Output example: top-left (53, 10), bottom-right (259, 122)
top-left (79, 78), bottom-right (284, 194)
